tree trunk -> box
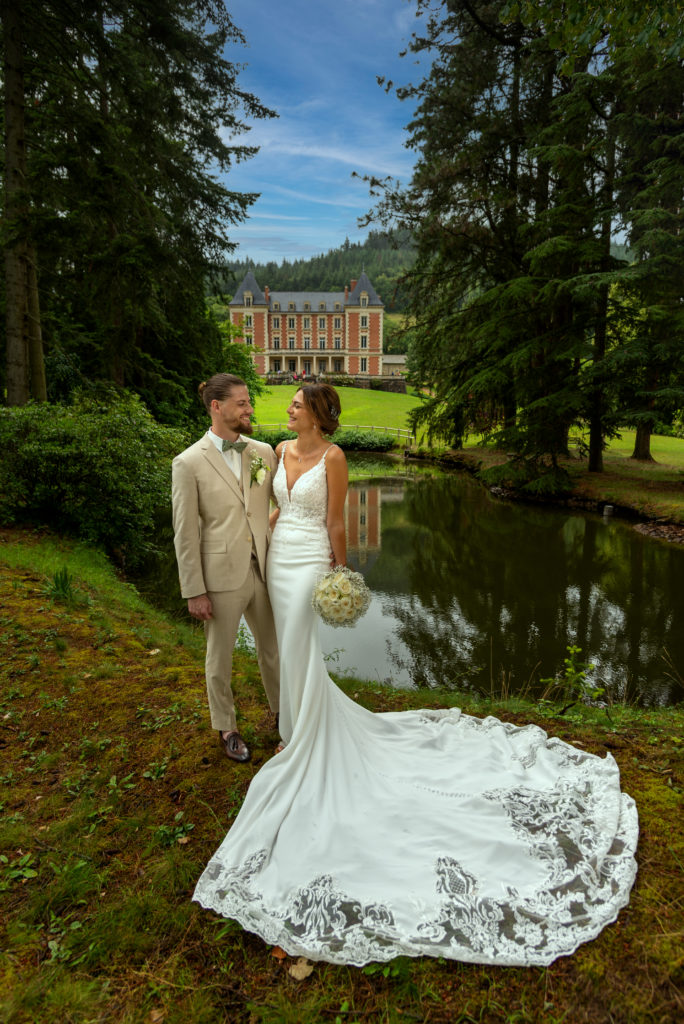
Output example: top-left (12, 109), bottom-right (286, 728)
top-left (631, 422), bottom-right (654, 461)
top-left (2, 0), bottom-right (30, 404)
top-left (588, 109), bottom-right (617, 473)
top-left (26, 247), bottom-right (47, 401)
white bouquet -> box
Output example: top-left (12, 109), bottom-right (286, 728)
top-left (312, 565), bottom-right (371, 628)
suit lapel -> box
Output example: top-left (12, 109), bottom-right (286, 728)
top-left (242, 443), bottom-right (252, 513)
top-left (200, 436), bottom-right (245, 504)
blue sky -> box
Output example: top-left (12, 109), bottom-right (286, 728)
top-left (221, 0), bottom-right (423, 264)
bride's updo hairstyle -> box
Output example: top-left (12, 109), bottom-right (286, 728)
top-left (301, 382), bottom-right (341, 435)
top-left (198, 373), bottom-right (246, 411)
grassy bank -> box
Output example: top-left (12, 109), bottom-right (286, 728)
top-left (1, 528), bottom-right (683, 1024)
top-left (452, 432), bottom-right (684, 526)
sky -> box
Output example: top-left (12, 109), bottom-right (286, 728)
top-left (220, 0), bottom-right (424, 265)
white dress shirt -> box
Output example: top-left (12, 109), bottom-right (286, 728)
top-left (208, 429), bottom-right (244, 484)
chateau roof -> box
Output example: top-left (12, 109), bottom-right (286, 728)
top-left (230, 270), bottom-right (265, 304)
top-left (348, 271), bottom-right (381, 305)
top-left (230, 270), bottom-right (383, 309)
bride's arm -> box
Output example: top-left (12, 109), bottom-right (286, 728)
top-left (326, 445), bottom-right (348, 566)
top-left (269, 441), bottom-right (285, 529)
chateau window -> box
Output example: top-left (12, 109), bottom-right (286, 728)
top-left (319, 302), bottom-right (326, 311)
top-left (361, 357), bottom-right (367, 372)
top-left (288, 317), bottom-right (295, 330)
top-left (244, 294), bottom-right (252, 307)
top-left (360, 491), bottom-right (366, 505)
top-left (334, 317), bottom-right (341, 330)
top-left (244, 314), bottom-right (252, 328)
top-left (318, 359), bottom-right (326, 373)
top-left (361, 315), bottom-right (368, 328)
top-left (273, 337), bottom-right (280, 350)
top-left (273, 316), bottom-right (280, 328)
top-left (289, 301), bottom-right (295, 311)
top-left (304, 360), bottom-right (311, 374)
top-left (318, 316), bottom-right (326, 330)
top-left (360, 294), bottom-right (368, 307)
top-left (288, 337), bottom-right (295, 350)
top-left (334, 338), bottom-right (341, 350)
top-left (273, 358), bottom-right (281, 372)
top-left (288, 359), bottom-right (296, 372)
top-left (334, 302), bottom-right (341, 311)
top-left (360, 513), bottom-right (366, 525)
top-left (304, 337), bottom-right (311, 350)
top-left (303, 316), bottom-right (310, 329)
top-left (273, 302), bottom-right (280, 311)
top-left (319, 337), bottom-right (326, 350)
top-left (334, 359), bottom-right (343, 372)
top-left (304, 302), bottom-right (311, 311)
top-left (245, 335), bottom-right (253, 345)
top-left (360, 334), bottom-right (367, 349)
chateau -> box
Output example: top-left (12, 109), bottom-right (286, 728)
top-left (229, 270), bottom-right (384, 377)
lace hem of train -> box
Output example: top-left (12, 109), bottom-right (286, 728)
top-left (193, 793), bottom-right (638, 967)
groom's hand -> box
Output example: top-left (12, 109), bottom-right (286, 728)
top-left (188, 594), bottom-right (213, 620)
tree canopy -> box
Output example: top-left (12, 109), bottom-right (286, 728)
top-left (1, 0), bottom-right (273, 424)
top-left (367, 0), bottom-right (684, 474)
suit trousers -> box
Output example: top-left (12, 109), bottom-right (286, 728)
top-left (204, 560), bottom-right (280, 733)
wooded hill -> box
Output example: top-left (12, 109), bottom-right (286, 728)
top-left (218, 231), bottom-right (415, 312)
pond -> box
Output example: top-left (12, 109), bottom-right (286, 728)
top-left (141, 453), bottom-right (684, 706)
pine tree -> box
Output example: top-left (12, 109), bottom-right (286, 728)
top-left (1, 0), bottom-right (273, 420)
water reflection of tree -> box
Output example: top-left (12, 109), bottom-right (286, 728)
top-left (381, 476), bottom-right (684, 703)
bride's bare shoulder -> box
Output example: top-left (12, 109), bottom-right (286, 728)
top-left (275, 440), bottom-right (287, 459)
top-left (326, 444), bottom-right (347, 465)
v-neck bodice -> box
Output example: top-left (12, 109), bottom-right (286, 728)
top-left (273, 442), bottom-right (329, 528)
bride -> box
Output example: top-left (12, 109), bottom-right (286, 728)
top-left (193, 382), bottom-right (638, 967)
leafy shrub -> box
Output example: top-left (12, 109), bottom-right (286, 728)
top-left (251, 427), bottom-right (397, 452)
top-left (481, 458), bottom-right (573, 497)
top-left (0, 391), bottom-right (188, 568)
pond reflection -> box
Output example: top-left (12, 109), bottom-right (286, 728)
top-left (332, 466), bottom-right (684, 706)
top-left (139, 455), bottom-right (684, 706)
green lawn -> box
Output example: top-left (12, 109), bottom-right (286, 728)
top-left (254, 384), bottom-right (422, 432)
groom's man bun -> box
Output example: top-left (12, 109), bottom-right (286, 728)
top-left (301, 382), bottom-right (341, 436)
top-left (199, 373), bottom-right (247, 411)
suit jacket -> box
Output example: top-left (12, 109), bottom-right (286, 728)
top-left (171, 434), bottom-right (277, 599)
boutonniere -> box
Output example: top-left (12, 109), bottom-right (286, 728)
top-left (249, 451), bottom-right (270, 487)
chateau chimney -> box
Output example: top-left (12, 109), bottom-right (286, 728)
top-left (344, 285), bottom-right (349, 301)
top-left (264, 285), bottom-right (270, 303)
top-left (350, 279), bottom-right (357, 292)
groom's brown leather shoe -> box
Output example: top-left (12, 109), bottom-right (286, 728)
top-left (218, 730), bottom-right (251, 763)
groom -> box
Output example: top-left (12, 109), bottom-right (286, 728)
top-left (171, 373), bottom-right (280, 763)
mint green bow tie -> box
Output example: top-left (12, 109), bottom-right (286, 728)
top-left (222, 439), bottom-right (248, 453)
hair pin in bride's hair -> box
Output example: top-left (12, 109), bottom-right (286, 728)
top-left (329, 406), bottom-right (339, 420)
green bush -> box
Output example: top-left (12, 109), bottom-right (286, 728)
top-left (251, 427), bottom-right (396, 452)
top-left (481, 457), bottom-right (573, 497)
top-left (0, 391), bottom-right (188, 569)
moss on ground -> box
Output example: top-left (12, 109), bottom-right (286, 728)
top-left (1, 527), bottom-right (683, 1024)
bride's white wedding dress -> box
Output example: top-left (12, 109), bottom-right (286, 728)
top-left (193, 448), bottom-right (638, 966)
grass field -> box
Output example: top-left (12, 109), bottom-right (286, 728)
top-left (1, 527), bottom-right (683, 1024)
top-left (254, 385), bottom-right (422, 433)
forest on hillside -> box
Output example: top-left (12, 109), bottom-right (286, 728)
top-left (219, 231), bottom-right (415, 312)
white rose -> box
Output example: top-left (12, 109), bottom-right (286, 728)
top-left (256, 468), bottom-right (266, 485)
top-left (338, 579), bottom-right (352, 595)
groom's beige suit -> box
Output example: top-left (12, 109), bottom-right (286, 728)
top-left (171, 433), bottom-right (280, 733)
